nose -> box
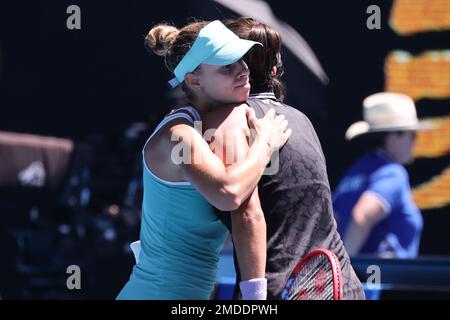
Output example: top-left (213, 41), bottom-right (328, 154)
top-left (236, 59), bottom-right (250, 78)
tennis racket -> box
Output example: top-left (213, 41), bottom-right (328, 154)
top-left (281, 248), bottom-right (343, 300)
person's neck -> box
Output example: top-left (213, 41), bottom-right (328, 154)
top-left (193, 99), bottom-right (234, 116)
top-left (375, 148), bottom-right (396, 162)
top-left (189, 100), bottom-right (212, 116)
top-left (250, 84), bottom-right (273, 94)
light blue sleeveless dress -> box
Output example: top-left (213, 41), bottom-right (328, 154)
top-left (116, 107), bottom-right (228, 299)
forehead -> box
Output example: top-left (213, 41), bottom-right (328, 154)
top-left (198, 64), bottom-right (223, 72)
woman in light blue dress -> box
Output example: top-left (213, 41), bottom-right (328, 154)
top-left (116, 20), bottom-right (291, 300)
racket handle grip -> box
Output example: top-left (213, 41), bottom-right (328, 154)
top-left (239, 278), bottom-right (267, 300)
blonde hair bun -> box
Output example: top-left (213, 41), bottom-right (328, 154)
top-left (145, 24), bottom-right (179, 56)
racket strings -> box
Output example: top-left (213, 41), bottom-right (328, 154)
top-left (288, 256), bottom-right (327, 298)
top-left (287, 255), bottom-right (334, 300)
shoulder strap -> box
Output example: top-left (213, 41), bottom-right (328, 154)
top-left (142, 110), bottom-right (197, 157)
top-left (151, 112), bottom-right (193, 138)
top-left (141, 111), bottom-right (196, 186)
top-left (167, 106), bottom-right (202, 122)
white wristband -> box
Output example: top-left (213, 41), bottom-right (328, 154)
top-left (239, 278), bottom-right (267, 300)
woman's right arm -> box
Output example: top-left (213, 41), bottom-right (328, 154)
top-left (169, 108), bottom-right (290, 211)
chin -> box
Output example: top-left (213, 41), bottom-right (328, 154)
top-left (236, 95), bottom-right (248, 103)
top-left (235, 87), bottom-right (250, 101)
top-left (401, 155), bottom-right (414, 165)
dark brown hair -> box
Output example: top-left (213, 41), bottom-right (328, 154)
top-left (224, 17), bottom-right (286, 102)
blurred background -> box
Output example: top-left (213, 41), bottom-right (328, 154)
top-left (0, 0), bottom-right (449, 299)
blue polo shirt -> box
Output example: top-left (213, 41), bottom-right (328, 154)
top-left (332, 150), bottom-right (423, 258)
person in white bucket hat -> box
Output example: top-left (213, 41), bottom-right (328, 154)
top-left (345, 92), bottom-right (432, 142)
top-left (116, 20), bottom-right (291, 300)
top-left (333, 92), bottom-right (432, 259)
